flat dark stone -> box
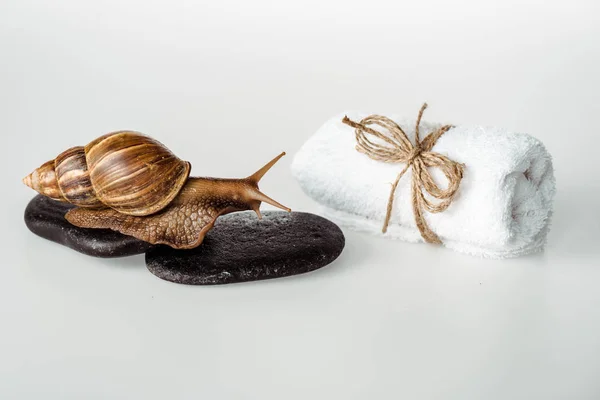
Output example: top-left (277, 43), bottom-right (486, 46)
top-left (24, 195), bottom-right (152, 258)
top-left (145, 211), bottom-right (345, 285)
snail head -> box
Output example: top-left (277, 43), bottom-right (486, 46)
top-left (240, 151), bottom-right (291, 219)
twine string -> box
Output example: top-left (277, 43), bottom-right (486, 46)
top-left (341, 103), bottom-right (464, 244)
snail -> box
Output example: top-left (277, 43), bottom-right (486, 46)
top-left (23, 131), bottom-right (290, 249)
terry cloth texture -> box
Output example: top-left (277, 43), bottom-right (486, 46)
top-left (292, 112), bottom-right (556, 259)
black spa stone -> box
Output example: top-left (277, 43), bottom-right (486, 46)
top-left (24, 195), bottom-right (152, 257)
top-left (145, 211), bottom-right (345, 285)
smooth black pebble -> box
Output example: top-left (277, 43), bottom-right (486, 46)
top-left (145, 211), bottom-right (345, 285)
top-left (24, 195), bottom-right (152, 257)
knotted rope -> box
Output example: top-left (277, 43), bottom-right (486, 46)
top-left (341, 103), bottom-right (464, 244)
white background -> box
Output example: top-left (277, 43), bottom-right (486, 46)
top-left (1, 0), bottom-right (599, 398)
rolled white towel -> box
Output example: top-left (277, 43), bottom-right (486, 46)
top-left (291, 111), bottom-right (556, 259)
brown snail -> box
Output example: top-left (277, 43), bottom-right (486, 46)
top-left (23, 131), bottom-right (290, 249)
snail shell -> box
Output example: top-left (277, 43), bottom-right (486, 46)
top-left (23, 131), bottom-right (191, 216)
top-left (23, 131), bottom-right (289, 249)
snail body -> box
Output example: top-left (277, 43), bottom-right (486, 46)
top-left (23, 131), bottom-right (290, 249)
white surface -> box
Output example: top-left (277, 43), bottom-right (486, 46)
top-left (292, 112), bottom-right (555, 258)
top-left (1, 0), bottom-right (599, 399)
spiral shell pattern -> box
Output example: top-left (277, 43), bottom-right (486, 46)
top-left (54, 146), bottom-right (103, 207)
top-left (23, 131), bottom-right (191, 216)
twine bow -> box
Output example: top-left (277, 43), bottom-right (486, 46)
top-left (341, 103), bottom-right (464, 244)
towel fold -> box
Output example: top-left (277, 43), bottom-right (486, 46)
top-left (291, 112), bottom-right (556, 258)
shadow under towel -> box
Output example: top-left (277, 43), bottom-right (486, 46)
top-left (291, 112), bottom-right (556, 259)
